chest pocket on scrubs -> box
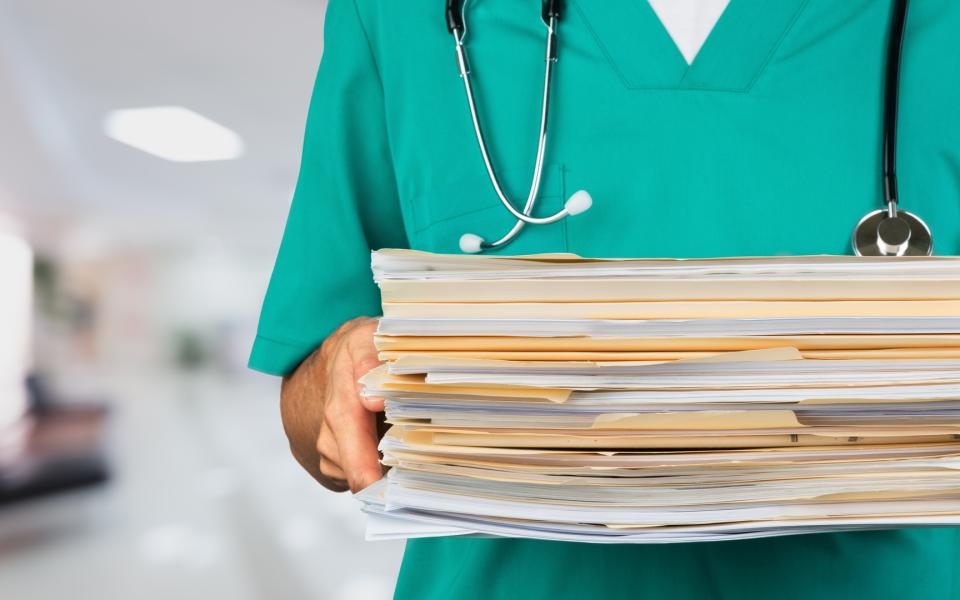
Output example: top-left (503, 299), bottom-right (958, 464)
top-left (409, 164), bottom-right (569, 255)
top-left (572, 0), bottom-right (809, 92)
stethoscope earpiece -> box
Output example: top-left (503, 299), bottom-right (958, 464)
top-left (564, 190), bottom-right (593, 216)
top-left (459, 190), bottom-right (592, 254)
top-left (459, 233), bottom-right (485, 254)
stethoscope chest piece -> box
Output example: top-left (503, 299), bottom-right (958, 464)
top-left (851, 0), bottom-right (934, 258)
top-left (851, 208), bottom-right (932, 256)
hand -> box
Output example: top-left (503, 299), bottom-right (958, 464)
top-left (279, 317), bottom-right (385, 493)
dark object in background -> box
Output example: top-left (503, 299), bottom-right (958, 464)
top-left (0, 375), bottom-right (110, 505)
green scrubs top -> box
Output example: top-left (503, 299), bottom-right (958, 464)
top-left (250, 1), bottom-right (960, 598)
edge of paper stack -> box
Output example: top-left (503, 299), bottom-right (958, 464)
top-left (357, 249), bottom-right (960, 543)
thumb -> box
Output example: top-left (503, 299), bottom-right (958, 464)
top-left (361, 394), bottom-right (385, 412)
top-left (354, 356), bottom-right (385, 412)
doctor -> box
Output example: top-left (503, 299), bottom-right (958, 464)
top-left (251, 1), bottom-right (960, 598)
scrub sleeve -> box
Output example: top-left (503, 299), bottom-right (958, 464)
top-left (248, 0), bottom-right (407, 376)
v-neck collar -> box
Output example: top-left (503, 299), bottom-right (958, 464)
top-left (573, 0), bottom-right (810, 92)
top-left (682, 0), bottom-right (811, 91)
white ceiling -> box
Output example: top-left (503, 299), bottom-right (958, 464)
top-left (0, 0), bottom-right (328, 253)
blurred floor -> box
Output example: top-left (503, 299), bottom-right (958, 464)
top-left (0, 366), bottom-right (403, 600)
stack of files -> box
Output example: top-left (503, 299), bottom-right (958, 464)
top-left (357, 250), bottom-right (960, 543)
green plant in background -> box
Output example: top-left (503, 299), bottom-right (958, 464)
top-left (33, 255), bottom-right (61, 318)
top-left (172, 329), bottom-right (211, 370)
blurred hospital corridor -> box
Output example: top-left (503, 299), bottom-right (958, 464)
top-left (0, 0), bottom-right (402, 598)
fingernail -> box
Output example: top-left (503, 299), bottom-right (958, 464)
top-left (363, 395), bottom-right (385, 411)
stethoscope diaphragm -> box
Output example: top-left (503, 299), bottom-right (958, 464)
top-left (851, 208), bottom-right (932, 256)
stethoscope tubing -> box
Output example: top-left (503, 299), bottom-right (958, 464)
top-left (882, 0), bottom-right (907, 216)
top-left (452, 7), bottom-right (566, 250)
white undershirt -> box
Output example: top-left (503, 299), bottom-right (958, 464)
top-left (647, 0), bottom-right (731, 64)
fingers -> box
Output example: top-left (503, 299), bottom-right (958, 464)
top-left (326, 387), bottom-right (383, 492)
top-left (319, 457), bottom-right (347, 483)
top-left (317, 466), bottom-right (349, 493)
top-left (360, 394), bottom-right (385, 413)
top-left (348, 320), bottom-right (385, 413)
top-left (355, 354), bottom-right (385, 412)
top-left (316, 423), bottom-right (349, 491)
top-left (305, 316), bottom-right (385, 494)
top-left (281, 317), bottom-right (387, 494)
top-left (317, 424), bottom-right (344, 476)
top-left (330, 409), bottom-right (382, 493)
top-left (325, 354), bottom-right (384, 494)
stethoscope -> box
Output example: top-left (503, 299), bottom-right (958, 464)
top-left (445, 0), bottom-right (934, 256)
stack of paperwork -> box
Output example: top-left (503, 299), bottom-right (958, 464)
top-left (357, 250), bottom-right (960, 543)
